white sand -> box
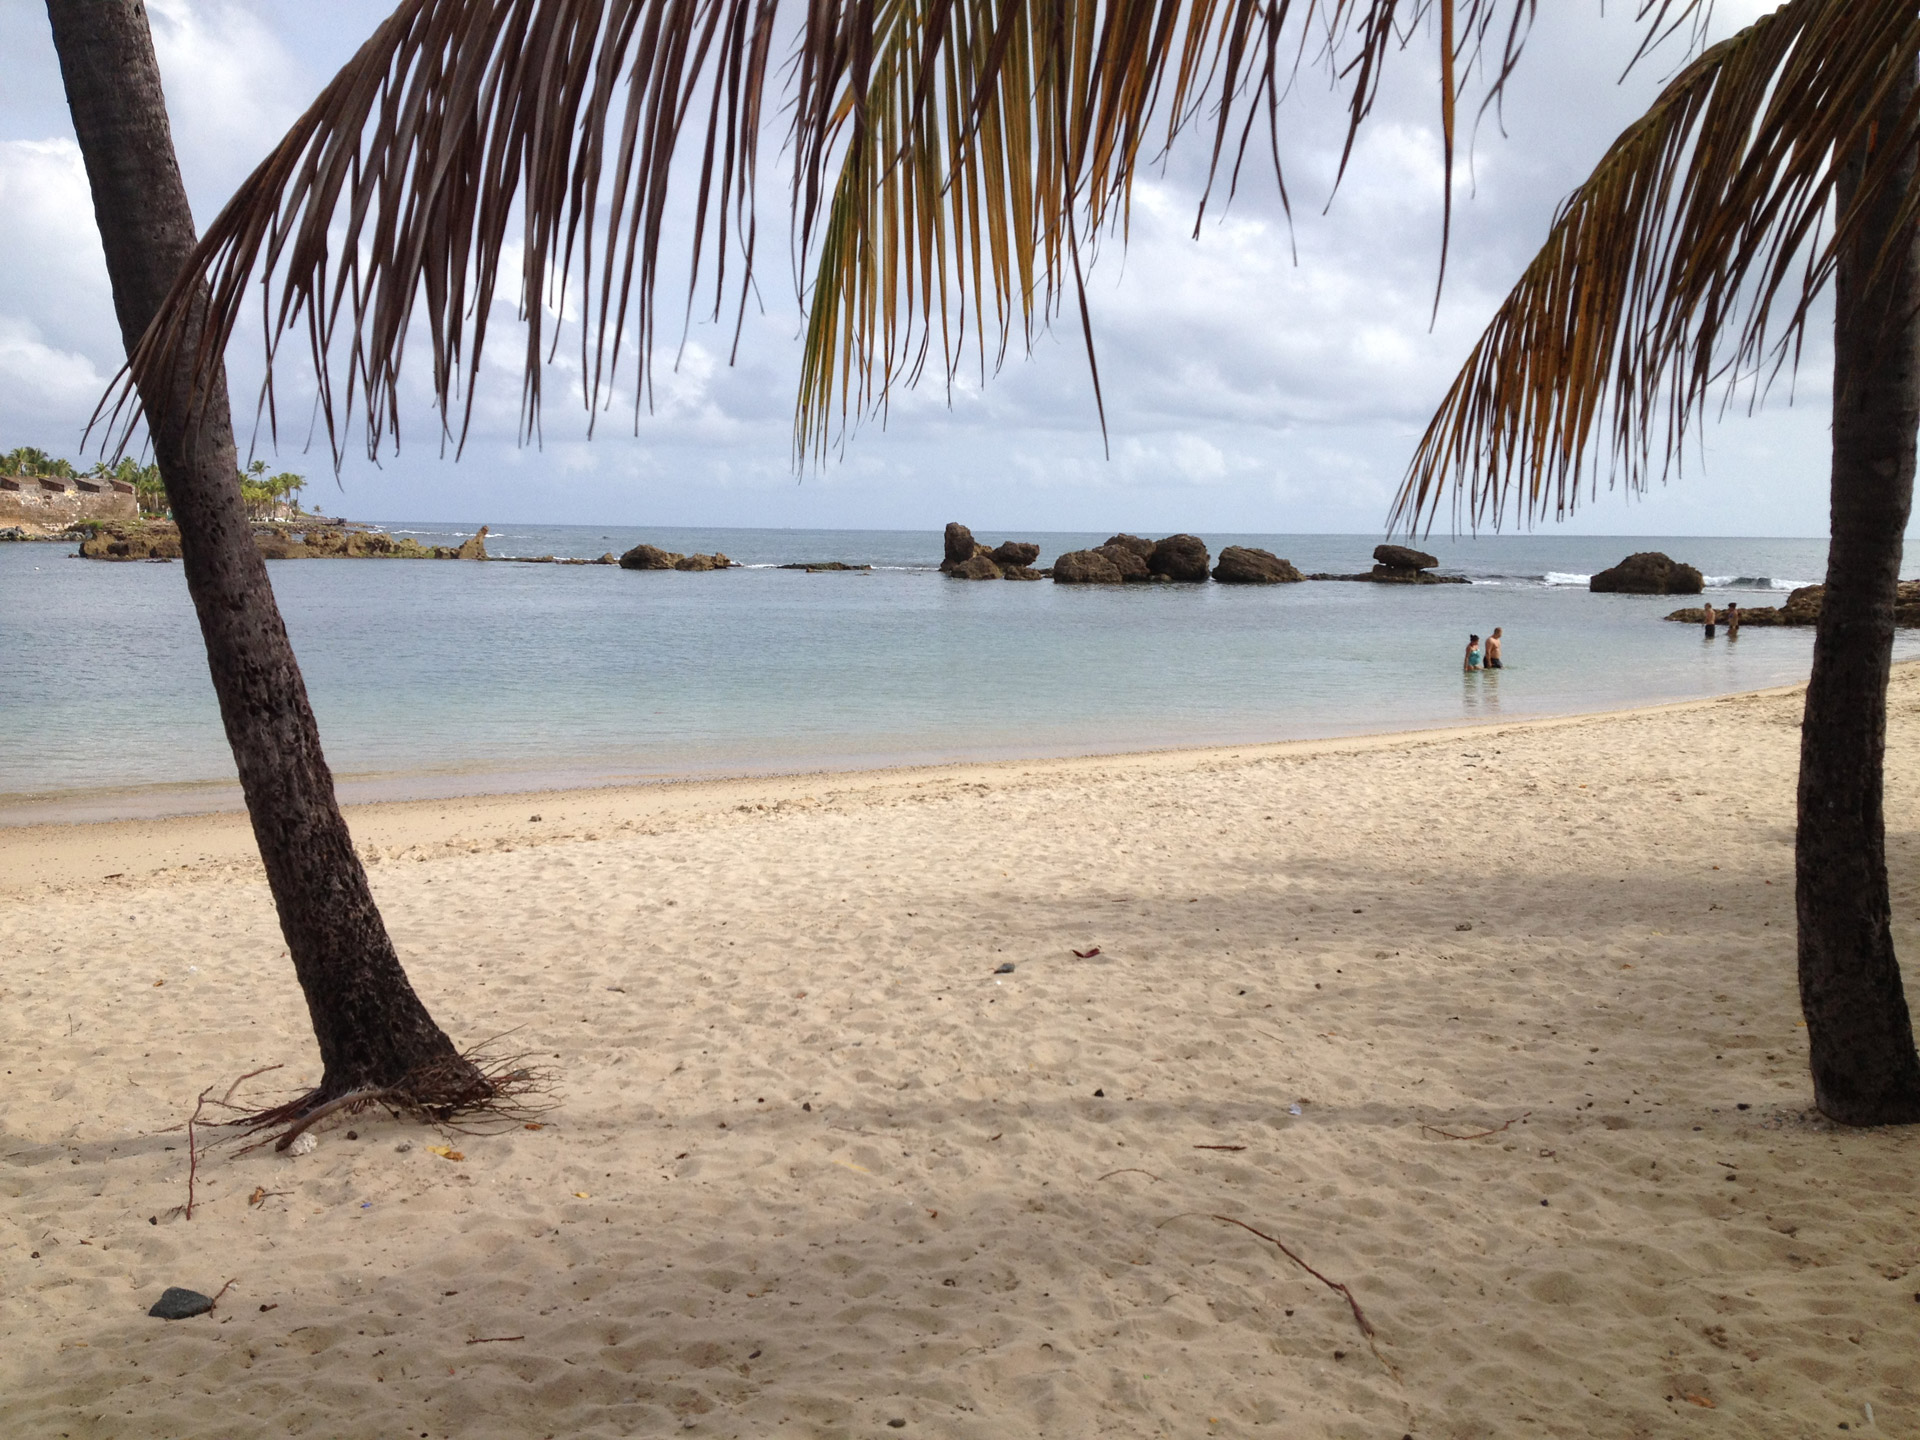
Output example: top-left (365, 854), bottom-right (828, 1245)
top-left (4, 670), bottom-right (1920, 1438)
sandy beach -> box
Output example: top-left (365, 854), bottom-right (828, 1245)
top-left (4, 667), bottom-right (1919, 1439)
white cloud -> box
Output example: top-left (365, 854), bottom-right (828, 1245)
top-left (0, 3), bottom-right (1872, 535)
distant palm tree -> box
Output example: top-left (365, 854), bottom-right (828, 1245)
top-left (44, 0), bottom-right (486, 1120)
top-left (133, 0), bottom-right (1920, 1122)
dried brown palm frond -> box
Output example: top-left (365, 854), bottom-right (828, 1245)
top-left (117, 0), bottom-right (1541, 465)
top-left (1395, 0), bottom-right (1920, 534)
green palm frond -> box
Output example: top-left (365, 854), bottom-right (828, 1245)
top-left (119, 0), bottom-right (1546, 464)
top-left (1397, 0), bottom-right (1920, 533)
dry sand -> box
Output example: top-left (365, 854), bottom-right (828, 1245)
top-left (4, 668), bottom-right (1920, 1438)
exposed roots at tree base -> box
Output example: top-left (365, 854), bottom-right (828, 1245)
top-left (226, 1042), bottom-right (556, 1154)
top-left (164, 1042), bottom-right (556, 1220)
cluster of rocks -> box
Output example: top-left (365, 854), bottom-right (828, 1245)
top-left (780, 561), bottom-right (871, 573)
top-left (939, 523), bottom-right (1319, 585)
top-left (941, 524), bottom-right (1045, 580)
top-left (1589, 551), bottom-right (1703, 594)
top-left (1666, 581), bottom-right (1920, 628)
top-left (617, 543), bottom-right (733, 571)
top-left (1309, 544), bottom-right (1468, 584)
top-left (1053, 533), bottom-right (1209, 584)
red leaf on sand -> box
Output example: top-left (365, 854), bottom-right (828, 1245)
top-left (1072, 947), bottom-right (1101, 958)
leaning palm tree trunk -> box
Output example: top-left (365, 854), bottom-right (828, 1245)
top-left (1796, 63), bottom-right (1920, 1125)
top-left (44, 0), bottom-right (480, 1113)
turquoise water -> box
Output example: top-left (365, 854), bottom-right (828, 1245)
top-left (3, 528), bottom-right (1907, 822)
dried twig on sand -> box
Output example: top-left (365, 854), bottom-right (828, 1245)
top-left (1420, 1111), bottom-right (1530, 1141)
top-left (1095, 1167), bottom-right (1164, 1182)
top-left (183, 1065), bottom-right (282, 1218)
top-left (1165, 1212), bottom-right (1396, 1378)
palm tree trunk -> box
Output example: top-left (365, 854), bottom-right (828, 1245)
top-left (1796, 58), bottom-right (1920, 1126)
top-left (45, 0), bottom-right (477, 1108)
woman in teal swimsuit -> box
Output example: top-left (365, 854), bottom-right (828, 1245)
top-left (1464, 634), bottom-right (1482, 671)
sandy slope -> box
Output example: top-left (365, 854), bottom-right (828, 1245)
top-left (4, 669), bottom-right (1919, 1439)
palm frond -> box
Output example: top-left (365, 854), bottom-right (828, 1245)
top-left (118, 0), bottom-right (1542, 464)
top-left (1396, 0), bottom-right (1920, 533)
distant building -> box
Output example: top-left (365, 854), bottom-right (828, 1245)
top-left (0, 474), bottom-right (138, 531)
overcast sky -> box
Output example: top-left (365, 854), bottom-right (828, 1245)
top-left (0, 0), bottom-right (1858, 537)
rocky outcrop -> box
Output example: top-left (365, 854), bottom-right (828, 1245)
top-left (618, 543), bottom-right (732, 571)
top-left (941, 523), bottom-right (1044, 578)
top-left (780, 561), bottom-right (872, 572)
top-left (617, 543), bottom-right (677, 569)
top-left (1212, 546), bottom-right (1304, 584)
top-left (78, 522), bottom-right (184, 560)
top-left (1103, 534), bottom-right (1155, 561)
top-left (947, 552), bottom-right (1004, 580)
top-left (1374, 543), bottom-right (1439, 572)
top-left (944, 522), bottom-right (979, 568)
top-left (1149, 534), bottom-right (1211, 582)
top-left (1666, 581), bottom-right (1920, 627)
top-left (1590, 551), bottom-right (1703, 594)
top-left (1051, 548), bottom-right (1126, 584)
top-left (76, 520), bottom-right (484, 561)
top-left (455, 525), bottom-right (489, 560)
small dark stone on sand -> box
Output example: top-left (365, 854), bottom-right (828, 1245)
top-left (889, 1422), bottom-right (907, 1430)
top-left (1093, 1089), bottom-right (1105, 1097)
top-left (802, 1102), bottom-right (812, 1112)
top-left (346, 1130), bottom-right (359, 1139)
top-left (149, 1287), bottom-right (213, 1320)
top-left (994, 962), bottom-right (1015, 974)
top-left (1735, 1104), bottom-right (1749, 1111)
top-left (1540, 1199), bottom-right (1550, 1207)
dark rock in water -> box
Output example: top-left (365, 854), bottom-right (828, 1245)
top-left (1052, 548), bottom-right (1125, 584)
top-left (619, 543), bottom-right (732, 571)
top-left (1590, 551), bottom-right (1704, 594)
top-left (946, 552), bottom-right (1003, 580)
top-left (1368, 565), bottom-right (1468, 584)
top-left (1213, 546), bottom-right (1303, 584)
top-left (1102, 533), bottom-right (1155, 561)
top-left (597, 553), bottom-right (618, 565)
top-left (990, 540), bottom-right (1041, 567)
top-left (149, 1287), bottom-right (213, 1320)
top-left (1666, 580), bottom-right (1920, 627)
top-left (1373, 543), bottom-right (1438, 572)
top-left (1098, 543), bottom-right (1152, 581)
top-left (944, 522), bottom-right (978, 567)
top-left (1309, 568), bottom-right (1466, 584)
top-left (1000, 564), bottom-right (1043, 581)
top-left (618, 543), bottom-right (677, 570)
top-left (779, 561), bottom-right (872, 572)
top-left (455, 525), bottom-right (489, 560)
top-left (1149, 533), bottom-right (1211, 583)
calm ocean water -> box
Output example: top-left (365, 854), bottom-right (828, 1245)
top-left (5, 527), bottom-right (1911, 823)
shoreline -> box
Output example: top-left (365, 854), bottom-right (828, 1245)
top-left (0, 670), bottom-right (1830, 894)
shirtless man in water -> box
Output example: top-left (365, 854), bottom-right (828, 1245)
top-left (1484, 627), bottom-right (1504, 669)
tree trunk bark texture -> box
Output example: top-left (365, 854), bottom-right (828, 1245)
top-left (45, 0), bottom-right (473, 1105)
top-left (1797, 60), bottom-right (1920, 1126)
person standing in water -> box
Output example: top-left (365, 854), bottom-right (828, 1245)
top-left (1464, 634), bottom-right (1482, 671)
top-left (1484, 627), bottom-right (1504, 669)
top-left (1702, 600), bottom-right (1717, 639)
top-left (1725, 601), bottom-right (1740, 638)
